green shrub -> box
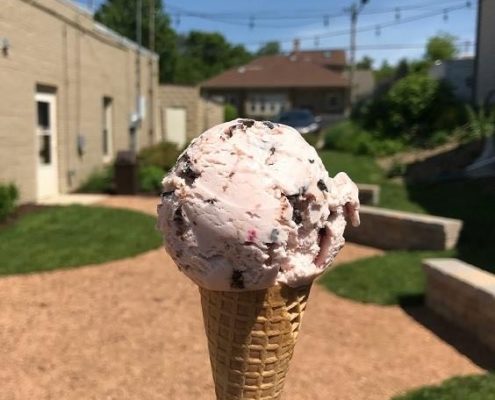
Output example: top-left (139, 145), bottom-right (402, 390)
top-left (464, 105), bottom-right (495, 139)
top-left (138, 141), bottom-right (180, 171)
top-left (78, 167), bottom-right (114, 193)
top-left (139, 165), bottom-right (165, 194)
top-left (387, 161), bottom-right (407, 178)
top-left (356, 74), bottom-right (462, 143)
top-left (425, 130), bottom-right (450, 147)
top-left (224, 103), bottom-right (238, 121)
top-left (0, 183), bottom-right (18, 222)
top-left (324, 121), bottom-right (404, 156)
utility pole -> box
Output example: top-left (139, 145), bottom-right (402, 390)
top-left (346, 0), bottom-right (368, 109)
top-left (132, 0), bottom-right (143, 153)
top-left (149, 0), bottom-right (155, 144)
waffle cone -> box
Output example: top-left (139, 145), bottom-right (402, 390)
top-left (199, 283), bottom-right (312, 400)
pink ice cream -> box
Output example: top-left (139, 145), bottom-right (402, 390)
top-left (157, 119), bottom-right (360, 291)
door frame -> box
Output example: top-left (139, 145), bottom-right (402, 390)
top-left (35, 91), bottom-right (59, 200)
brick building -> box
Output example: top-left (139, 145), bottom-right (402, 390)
top-left (0, 0), bottom-right (159, 202)
top-left (158, 85), bottom-right (224, 148)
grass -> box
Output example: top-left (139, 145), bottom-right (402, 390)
top-left (319, 150), bottom-right (384, 184)
top-left (0, 205), bottom-right (162, 275)
top-left (319, 250), bottom-right (452, 306)
top-left (391, 373), bottom-right (495, 400)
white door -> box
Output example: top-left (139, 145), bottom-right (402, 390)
top-left (165, 107), bottom-right (187, 148)
top-left (35, 93), bottom-right (58, 199)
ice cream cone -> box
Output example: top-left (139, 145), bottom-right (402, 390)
top-left (199, 283), bottom-right (312, 400)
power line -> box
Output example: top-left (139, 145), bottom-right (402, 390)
top-left (239, 2), bottom-right (472, 47)
top-left (165, 1), bottom-right (472, 33)
top-left (166, 0), bottom-right (466, 20)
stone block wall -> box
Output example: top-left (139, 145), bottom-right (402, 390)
top-left (346, 206), bottom-right (462, 250)
top-left (423, 258), bottom-right (495, 352)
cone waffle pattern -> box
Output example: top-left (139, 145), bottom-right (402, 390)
top-left (200, 284), bottom-right (311, 400)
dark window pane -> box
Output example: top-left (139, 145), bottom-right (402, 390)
top-left (39, 135), bottom-right (51, 164)
top-left (103, 129), bottom-right (108, 155)
top-left (37, 101), bottom-right (50, 129)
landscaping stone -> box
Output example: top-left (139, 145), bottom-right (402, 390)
top-left (346, 205), bottom-right (462, 250)
top-left (357, 183), bottom-right (380, 206)
top-left (423, 258), bottom-right (495, 352)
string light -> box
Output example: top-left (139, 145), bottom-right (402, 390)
top-left (395, 7), bottom-right (401, 20)
top-left (443, 9), bottom-right (449, 21)
top-left (323, 15), bottom-right (330, 27)
top-left (375, 25), bottom-right (381, 36)
top-left (314, 36), bottom-right (320, 47)
top-left (249, 16), bottom-right (255, 30)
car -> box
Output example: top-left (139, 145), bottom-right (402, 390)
top-left (276, 109), bottom-right (321, 135)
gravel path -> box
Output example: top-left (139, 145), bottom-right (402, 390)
top-left (0, 197), bottom-right (490, 400)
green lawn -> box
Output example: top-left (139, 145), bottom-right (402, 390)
top-left (391, 374), bottom-right (495, 400)
top-left (0, 205), bottom-right (162, 275)
top-left (318, 250), bottom-right (452, 306)
top-left (319, 150), bottom-right (384, 185)
top-left (318, 150), bottom-right (495, 305)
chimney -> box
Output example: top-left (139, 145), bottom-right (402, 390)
top-left (293, 38), bottom-right (300, 53)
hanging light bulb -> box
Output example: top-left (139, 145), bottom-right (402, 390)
top-left (466, 0), bottom-right (472, 8)
top-left (323, 15), bottom-right (329, 27)
top-left (175, 13), bottom-right (181, 26)
top-left (375, 25), bottom-right (381, 37)
top-left (249, 16), bottom-right (255, 30)
top-left (443, 9), bottom-right (449, 21)
top-left (314, 36), bottom-right (320, 47)
top-left (395, 7), bottom-right (401, 21)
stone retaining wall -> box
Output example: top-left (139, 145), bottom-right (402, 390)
top-left (423, 258), bottom-right (495, 352)
top-left (346, 206), bottom-right (462, 250)
top-left (357, 184), bottom-right (380, 206)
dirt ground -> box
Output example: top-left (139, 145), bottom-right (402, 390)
top-left (0, 196), bottom-right (491, 400)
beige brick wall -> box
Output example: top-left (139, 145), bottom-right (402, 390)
top-left (0, 0), bottom-right (159, 202)
top-left (158, 84), bottom-right (224, 144)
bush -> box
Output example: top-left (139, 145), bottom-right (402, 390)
top-left (139, 165), bottom-right (164, 194)
top-left (0, 183), bottom-right (18, 222)
top-left (138, 141), bottom-right (181, 171)
top-left (224, 103), bottom-right (238, 121)
top-left (356, 74), bottom-right (462, 142)
top-left (78, 167), bottom-right (114, 193)
top-left (324, 121), bottom-right (404, 156)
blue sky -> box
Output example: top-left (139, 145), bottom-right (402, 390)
top-left (78, 0), bottom-right (478, 67)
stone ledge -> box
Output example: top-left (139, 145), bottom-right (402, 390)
top-left (346, 205), bottom-right (463, 250)
top-left (423, 258), bottom-right (495, 352)
top-left (357, 183), bottom-right (380, 206)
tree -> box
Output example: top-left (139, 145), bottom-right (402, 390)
top-left (374, 60), bottom-right (394, 82)
top-left (95, 0), bottom-right (178, 83)
top-left (256, 41), bottom-right (281, 56)
top-left (425, 33), bottom-right (459, 62)
top-left (356, 55), bottom-right (373, 70)
top-left (174, 31), bottom-right (252, 85)
top-left (395, 58), bottom-right (410, 79)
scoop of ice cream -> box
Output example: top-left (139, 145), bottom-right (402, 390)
top-left (157, 119), bottom-right (360, 291)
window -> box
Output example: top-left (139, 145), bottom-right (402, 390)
top-left (102, 97), bottom-right (113, 161)
top-left (327, 93), bottom-right (340, 108)
top-left (37, 101), bottom-right (51, 164)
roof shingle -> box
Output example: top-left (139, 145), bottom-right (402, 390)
top-left (202, 51), bottom-right (349, 89)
